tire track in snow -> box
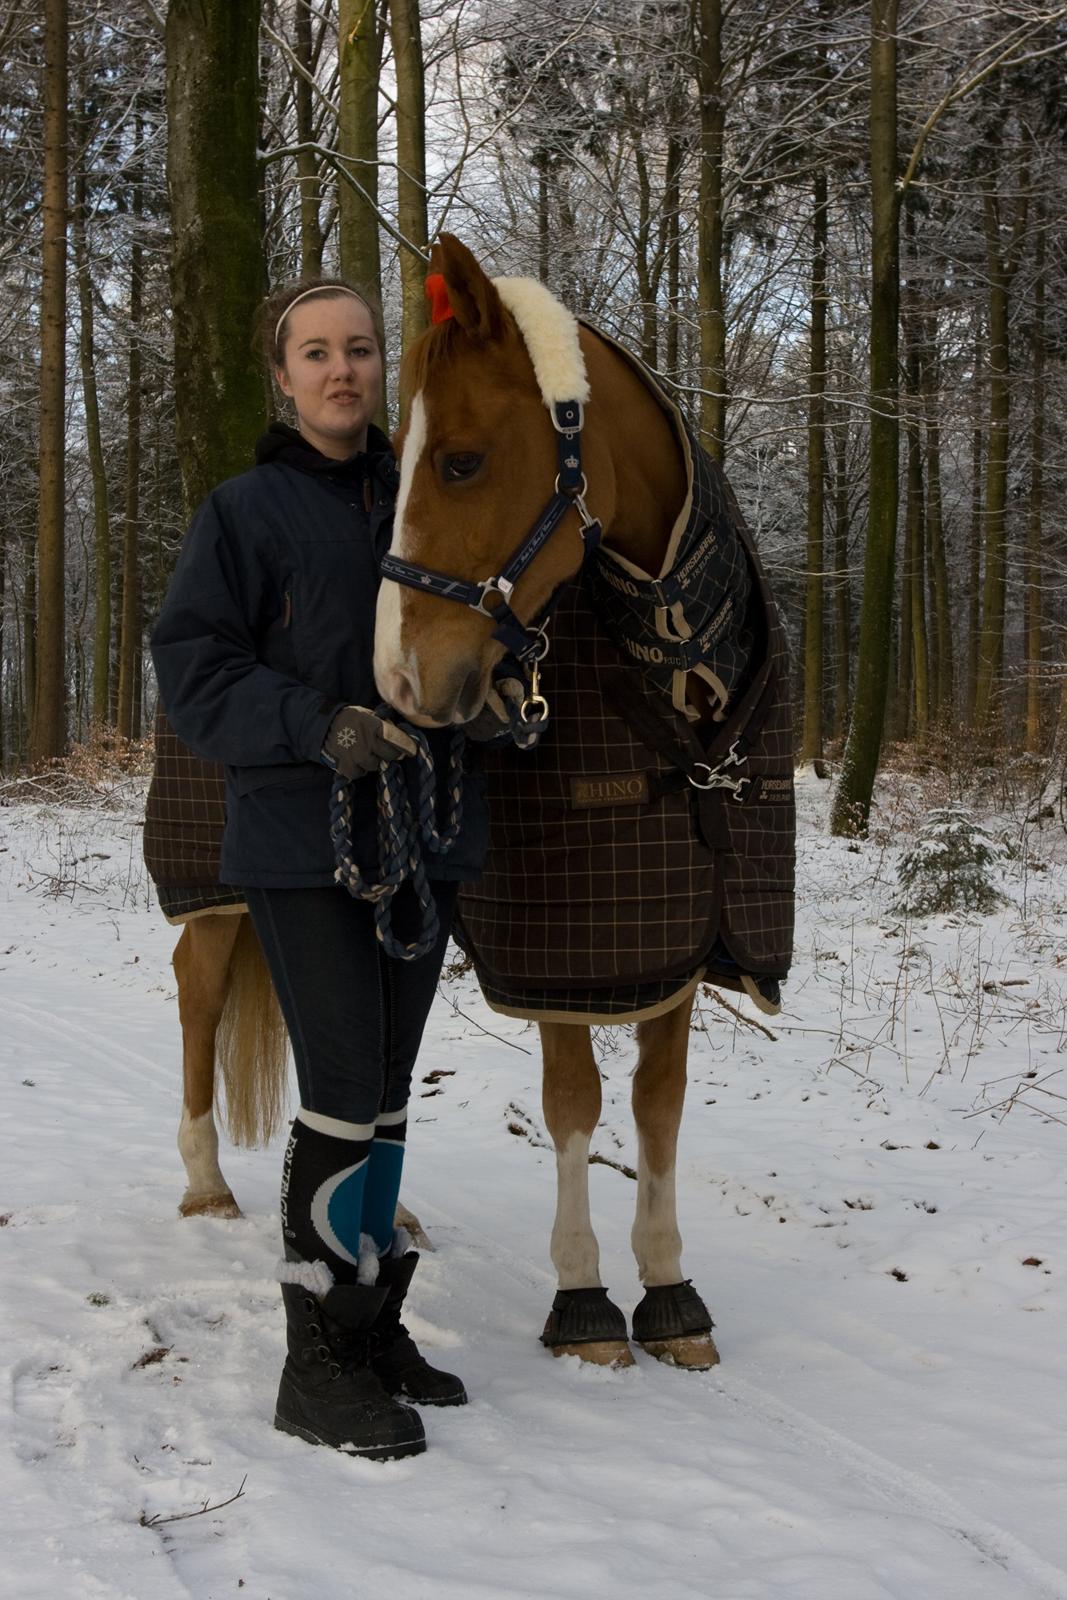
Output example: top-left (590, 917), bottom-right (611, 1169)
top-left (403, 1186), bottom-right (1067, 1600)
top-left (712, 1375), bottom-right (1067, 1600)
top-left (4, 992), bottom-right (178, 1094)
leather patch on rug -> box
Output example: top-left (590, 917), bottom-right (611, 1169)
top-left (569, 773), bottom-right (650, 809)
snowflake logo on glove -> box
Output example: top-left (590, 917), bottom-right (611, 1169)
top-left (336, 727), bottom-right (359, 749)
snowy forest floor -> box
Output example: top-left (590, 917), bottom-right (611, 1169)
top-left (2, 762), bottom-right (1066, 1600)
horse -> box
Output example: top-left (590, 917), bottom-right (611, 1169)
top-left (372, 234), bottom-right (794, 1371)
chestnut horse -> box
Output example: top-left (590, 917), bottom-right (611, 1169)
top-left (372, 235), bottom-right (739, 1371)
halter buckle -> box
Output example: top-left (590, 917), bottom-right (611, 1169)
top-left (473, 575), bottom-right (514, 617)
top-left (688, 743), bottom-right (748, 797)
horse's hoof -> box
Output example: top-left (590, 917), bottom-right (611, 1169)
top-left (637, 1332), bottom-right (720, 1370)
top-left (632, 1281), bottom-right (716, 1369)
top-left (179, 1190), bottom-right (242, 1219)
top-left (551, 1339), bottom-right (635, 1369)
top-left (394, 1201), bottom-right (434, 1251)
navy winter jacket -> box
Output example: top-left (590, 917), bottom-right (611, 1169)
top-left (150, 423), bottom-right (487, 888)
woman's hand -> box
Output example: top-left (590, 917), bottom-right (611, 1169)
top-left (322, 705), bottom-right (417, 778)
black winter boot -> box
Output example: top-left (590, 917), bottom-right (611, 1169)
top-left (368, 1251), bottom-right (468, 1407)
top-left (274, 1281), bottom-right (427, 1458)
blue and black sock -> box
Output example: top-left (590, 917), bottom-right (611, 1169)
top-left (361, 1104), bottom-right (408, 1256)
top-left (280, 1108), bottom-right (375, 1282)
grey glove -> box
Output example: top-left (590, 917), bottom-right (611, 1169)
top-left (464, 677), bottom-right (545, 749)
top-left (322, 705), bottom-right (417, 779)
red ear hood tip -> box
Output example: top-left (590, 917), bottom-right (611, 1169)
top-left (425, 273), bottom-right (454, 325)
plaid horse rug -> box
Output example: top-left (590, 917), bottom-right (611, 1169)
top-left (455, 443), bottom-right (795, 1025)
top-left (143, 708), bottom-right (245, 924)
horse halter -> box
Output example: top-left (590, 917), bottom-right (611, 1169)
top-left (378, 399), bottom-right (603, 719)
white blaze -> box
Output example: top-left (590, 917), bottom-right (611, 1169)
top-left (374, 390), bottom-right (428, 702)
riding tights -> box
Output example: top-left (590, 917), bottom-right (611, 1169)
top-left (244, 881), bottom-right (458, 1281)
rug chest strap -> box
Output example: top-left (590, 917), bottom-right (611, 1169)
top-left (600, 659), bottom-right (780, 830)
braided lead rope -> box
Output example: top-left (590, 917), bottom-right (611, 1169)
top-left (329, 719), bottom-right (466, 961)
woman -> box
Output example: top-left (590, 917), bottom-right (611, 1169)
top-left (152, 279), bottom-right (490, 1462)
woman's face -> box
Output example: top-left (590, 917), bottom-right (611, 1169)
top-left (275, 294), bottom-right (383, 459)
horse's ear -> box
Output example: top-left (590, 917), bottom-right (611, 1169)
top-left (429, 234), bottom-right (507, 340)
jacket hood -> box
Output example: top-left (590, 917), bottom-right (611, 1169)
top-left (255, 421), bottom-right (396, 488)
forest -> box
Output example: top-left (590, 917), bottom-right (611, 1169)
top-left (6, 0), bottom-right (1067, 833)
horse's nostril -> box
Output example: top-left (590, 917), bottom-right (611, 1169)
top-left (454, 667), bottom-right (483, 723)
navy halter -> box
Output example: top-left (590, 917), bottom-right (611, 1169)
top-left (378, 400), bottom-right (603, 664)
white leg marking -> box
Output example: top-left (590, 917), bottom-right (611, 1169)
top-left (374, 391), bottom-right (426, 704)
top-left (177, 1108), bottom-right (229, 1200)
top-left (631, 1149), bottom-right (682, 1287)
top-left (551, 1131), bottom-right (602, 1289)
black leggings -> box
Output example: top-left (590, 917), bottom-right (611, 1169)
top-left (244, 881), bottom-right (459, 1124)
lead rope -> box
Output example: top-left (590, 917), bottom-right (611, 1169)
top-left (329, 713), bottom-right (466, 961)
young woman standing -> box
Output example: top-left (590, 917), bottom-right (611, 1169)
top-left (152, 280), bottom-right (488, 1461)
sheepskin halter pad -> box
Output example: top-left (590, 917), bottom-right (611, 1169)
top-left (492, 276), bottom-right (591, 407)
top-left (492, 278), bottom-right (752, 722)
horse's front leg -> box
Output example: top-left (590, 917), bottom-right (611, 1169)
top-left (539, 1020), bottom-right (633, 1367)
top-left (173, 912), bottom-right (244, 1218)
top-left (631, 995), bottom-right (719, 1369)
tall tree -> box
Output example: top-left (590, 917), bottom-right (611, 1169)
top-left (166, 0), bottom-right (265, 516)
top-left (696, 0), bottom-right (727, 461)
top-left (30, 0), bottom-right (69, 765)
top-left (973, 122), bottom-right (1029, 733)
top-left (116, 118), bottom-right (144, 742)
top-left (389, 0), bottom-right (429, 354)
top-left (830, 0), bottom-right (899, 834)
top-left (72, 93), bottom-right (111, 731)
top-left (293, 0), bottom-right (325, 275)
top-left (801, 161), bottom-right (829, 763)
top-left (338, 0), bottom-right (385, 293)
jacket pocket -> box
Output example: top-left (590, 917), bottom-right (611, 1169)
top-left (233, 762), bottom-right (328, 797)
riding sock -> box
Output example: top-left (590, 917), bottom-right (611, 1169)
top-left (361, 1105), bottom-right (408, 1256)
top-left (280, 1108), bottom-right (376, 1283)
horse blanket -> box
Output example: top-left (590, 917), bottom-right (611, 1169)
top-left (142, 708), bottom-right (245, 924)
top-left (454, 359), bottom-right (795, 1025)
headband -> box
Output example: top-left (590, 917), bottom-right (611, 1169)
top-left (274, 286), bottom-right (372, 354)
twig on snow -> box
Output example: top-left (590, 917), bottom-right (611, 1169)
top-left (140, 1476), bottom-right (247, 1529)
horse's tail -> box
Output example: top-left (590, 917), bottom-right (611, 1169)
top-left (216, 914), bottom-right (289, 1147)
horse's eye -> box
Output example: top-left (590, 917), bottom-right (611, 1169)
top-left (441, 452), bottom-right (483, 482)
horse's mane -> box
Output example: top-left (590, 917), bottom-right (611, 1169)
top-left (400, 315), bottom-right (466, 405)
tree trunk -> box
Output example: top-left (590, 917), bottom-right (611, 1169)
top-left (905, 386), bottom-right (928, 737)
top-left (632, 132), bottom-right (658, 369)
top-left (1025, 203), bottom-right (1045, 752)
top-left (338, 0), bottom-right (384, 292)
top-left (389, 0), bottom-right (429, 358)
top-left (116, 144), bottom-right (143, 744)
top-left (338, 0), bottom-right (386, 421)
top-left (696, 0), bottom-right (727, 462)
top-left (294, 0), bottom-right (324, 275)
top-left (166, 0), bottom-right (265, 518)
top-left (801, 164), bottom-right (828, 763)
top-left (921, 313), bottom-right (952, 721)
top-left (30, 0), bottom-right (69, 765)
top-left (664, 132), bottom-right (682, 378)
top-left (830, 0), bottom-right (899, 835)
top-left (73, 110), bottom-right (112, 732)
top-left (831, 402), bottom-right (851, 741)
top-left (965, 342), bottom-right (983, 727)
top-left (974, 146), bottom-right (1027, 735)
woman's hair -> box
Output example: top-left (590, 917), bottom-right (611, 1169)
top-left (256, 275), bottom-right (385, 372)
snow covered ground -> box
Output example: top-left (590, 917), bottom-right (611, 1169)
top-left (2, 766), bottom-right (1066, 1600)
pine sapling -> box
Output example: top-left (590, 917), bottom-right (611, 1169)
top-left (894, 803), bottom-right (1006, 917)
